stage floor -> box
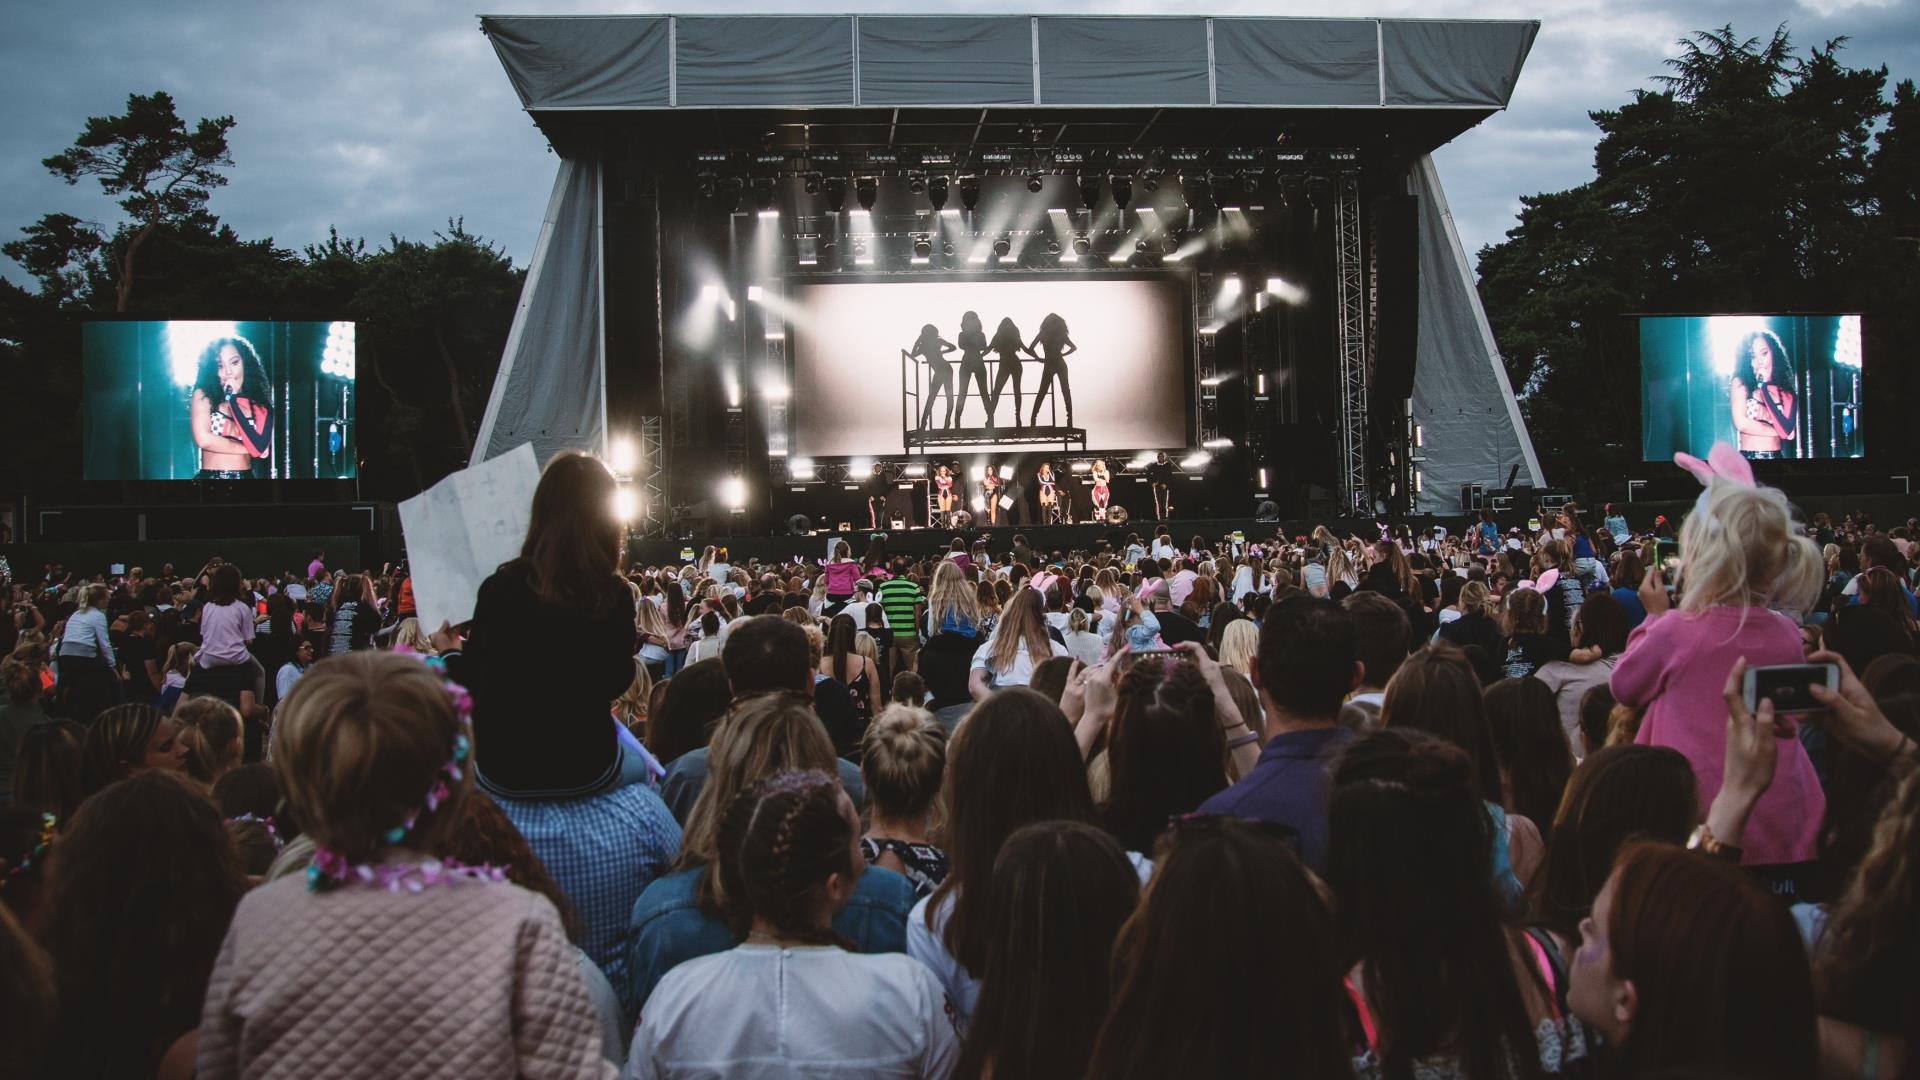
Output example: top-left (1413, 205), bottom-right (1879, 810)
top-left (631, 515), bottom-right (1294, 566)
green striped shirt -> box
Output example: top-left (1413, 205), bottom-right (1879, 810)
top-left (875, 577), bottom-right (925, 632)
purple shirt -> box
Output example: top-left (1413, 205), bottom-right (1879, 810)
top-left (1195, 724), bottom-right (1352, 874)
top-left (307, 559), bottom-right (326, 580)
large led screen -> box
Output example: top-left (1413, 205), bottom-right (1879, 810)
top-left (787, 276), bottom-right (1191, 457)
top-left (83, 320), bottom-right (357, 480)
top-left (1639, 314), bottom-right (1863, 462)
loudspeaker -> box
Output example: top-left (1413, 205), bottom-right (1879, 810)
top-left (786, 514), bottom-right (812, 536)
top-left (1254, 500), bottom-right (1280, 522)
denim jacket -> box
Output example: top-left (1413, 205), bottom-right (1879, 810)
top-left (624, 863), bottom-right (917, 1015)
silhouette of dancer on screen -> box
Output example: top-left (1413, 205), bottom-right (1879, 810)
top-left (1027, 313), bottom-right (1077, 428)
top-left (985, 316), bottom-right (1031, 428)
top-left (952, 311), bottom-right (991, 428)
top-left (911, 323), bottom-right (958, 430)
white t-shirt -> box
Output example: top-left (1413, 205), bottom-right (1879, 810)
top-left (969, 633), bottom-right (1070, 688)
top-left (626, 943), bottom-right (958, 1080)
top-left (1064, 629), bottom-right (1107, 667)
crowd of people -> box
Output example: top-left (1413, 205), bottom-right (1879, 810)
top-left (2, 444), bottom-right (1918, 1078)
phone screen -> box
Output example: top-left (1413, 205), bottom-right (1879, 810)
top-left (1749, 664), bottom-right (1836, 714)
top-left (109, 563), bottom-right (126, 575)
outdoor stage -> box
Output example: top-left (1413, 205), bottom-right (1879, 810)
top-left (473, 13), bottom-right (1553, 535)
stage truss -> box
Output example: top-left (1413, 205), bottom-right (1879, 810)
top-left (1334, 172), bottom-right (1370, 515)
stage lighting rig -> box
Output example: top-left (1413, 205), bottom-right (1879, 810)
top-left (1305, 175), bottom-right (1331, 210)
top-left (1278, 175), bottom-right (1304, 209)
top-left (958, 175), bottom-right (980, 211)
top-left (1110, 175), bottom-right (1133, 210)
top-left (856, 177), bottom-right (878, 211)
top-left (1026, 173), bottom-right (1044, 193)
top-left (720, 178), bottom-right (744, 214)
top-left (928, 175), bottom-right (949, 211)
top-left (751, 178), bottom-right (776, 212)
top-left (913, 236), bottom-right (933, 259)
top-left (825, 177), bottom-right (847, 212)
top-left (992, 236), bottom-right (1011, 258)
top-left (1241, 171), bottom-right (1262, 196)
top-left (1077, 174), bottom-right (1101, 210)
top-left (803, 174), bottom-right (822, 195)
top-left (1072, 234), bottom-right (1090, 256)
top-left (907, 173), bottom-right (928, 195)
top-left (1141, 171), bottom-right (1161, 193)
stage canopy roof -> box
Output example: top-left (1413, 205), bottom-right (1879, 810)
top-left (482, 14), bottom-right (1537, 154)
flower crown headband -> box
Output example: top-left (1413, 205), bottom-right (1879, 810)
top-left (1, 812), bottom-right (55, 892)
top-left (306, 656), bottom-right (501, 892)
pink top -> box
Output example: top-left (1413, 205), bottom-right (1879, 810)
top-left (822, 560), bottom-right (862, 596)
top-left (197, 600), bottom-right (255, 668)
top-left (1610, 606), bottom-right (1824, 866)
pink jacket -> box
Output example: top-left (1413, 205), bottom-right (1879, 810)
top-left (1610, 606), bottom-right (1824, 866)
top-left (821, 560), bottom-right (862, 596)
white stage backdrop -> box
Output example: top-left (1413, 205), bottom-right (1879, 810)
top-left (788, 277), bottom-right (1190, 457)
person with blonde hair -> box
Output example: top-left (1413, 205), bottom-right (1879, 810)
top-left (1612, 448), bottom-right (1828, 885)
top-left (170, 696), bottom-right (244, 787)
top-left (1217, 618), bottom-right (1259, 677)
top-left (859, 705), bottom-right (950, 899)
top-left (389, 617), bottom-right (435, 656)
top-left (198, 650), bottom-right (617, 1079)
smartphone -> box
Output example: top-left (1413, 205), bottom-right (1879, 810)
top-left (1655, 538), bottom-right (1680, 576)
top-left (1527, 518), bottom-right (1541, 533)
top-left (1743, 663), bottom-right (1839, 715)
top-left (109, 563), bottom-right (126, 575)
top-left (1129, 648), bottom-right (1184, 658)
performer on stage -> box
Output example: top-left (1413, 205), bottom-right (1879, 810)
top-left (952, 311), bottom-right (991, 428)
top-left (191, 336), bottom-right (275, 480)
top-left (1145, 451), bottom-right (1174, 519)
top-left (981, 467), bottom-right (1005, 526)
top-left (1729, 328), bottom-right (1797, 460)
top-left (911, 323), bottom-right (958, 430)
top-left (865, 464), bottom-right (890, 531)
top-left (1026, 313), bottom-right (1077, 428)
top-left (933, 463), bottom-right (957, 526)
top-left (1090, 458), bottom-right (1112, 521)
top-left (985, 316), bottom-right (1030, 428)
top-left (1036, 461), bottom-right (1063, 525)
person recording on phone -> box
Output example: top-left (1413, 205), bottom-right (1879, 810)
top-left (1729, 329), bottom-right (1797, 461)
top-left (190, 336), bottom-right (274, 479)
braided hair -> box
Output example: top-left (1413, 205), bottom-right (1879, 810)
top-left (715, 770), bottom-right (858, 947)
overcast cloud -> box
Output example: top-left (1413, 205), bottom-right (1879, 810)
top-left (2, 0), bottom-right (1916, 288)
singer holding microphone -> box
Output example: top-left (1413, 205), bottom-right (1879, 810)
top-left (190, 336), bottom-right (275, 479)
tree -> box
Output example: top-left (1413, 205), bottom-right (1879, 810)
top-left (8, 91), bottom-right (235, 311)
top-left (1477, 25), bottom-right (1917, 491)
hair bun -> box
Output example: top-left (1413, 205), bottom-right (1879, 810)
top-left (1402, 738), bottom-right (1475, 795)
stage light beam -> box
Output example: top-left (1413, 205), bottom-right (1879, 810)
top-left (609, 436), bottom-right (639, 474)
top-left (613, 486), bottom-right (638, 523)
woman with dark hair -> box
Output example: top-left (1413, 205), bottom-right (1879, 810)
top-left (1534, 592), bottom-right (1632, 755)
top-left (1569, 841), bottom-right (1816, 1078)
top-left (952, 310), bottom-right (991, 427)
top-left (9, 719), bottom-right (87, 821)
top-left (187, 562), bottom-right (266, 713)
top-left (1382, 645), bottom-right (1544, 908)
top-left (957, 820), bottom-right (1140, 1080)
top-left (912, 323), bottom-right (959, 430)
top-left (1330, 729), bottom-right (1580, 1078)
top-left (1730, 327), bottom-right (1798, 460)
top-left (630, 771), bottom-right (959, 1077)
top-left (441, 451), bottom-right (637, 797)
top-left (1483, 677), bottom-right (1576, 831)
top-left (1098, 657), bottom-right (1229, 853)
top-left (326, 573), bottom-right (380, 657)
top-left (1024, 313), bottom-right (1077, 427)
top-left (908, 688), bottom-right (1099, 1033)
top-left (820, 612), bottom-right (880, 733)
top-left (45, 770), bottom-right (248, 1078)
top-left (1815, 765), bottom-right (1920, 1078)
top-left (645, 657), bottom-right (733, 767)
top-left (984, 316), bottom-right (1031, 428)
top-left (190, 335), bottom-right (275, 479)
top-left (1088, 815), bottom-right (1354, 1079)
top-left (1528, 744), bottom-right (1698, 956)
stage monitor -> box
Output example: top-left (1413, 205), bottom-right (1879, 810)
top-left (786, 275), bottom-right (1191, 458)
top-left (83, 320), bottom-right (357, 480)
top-left (1638, 314), bottom-right (1863, 462)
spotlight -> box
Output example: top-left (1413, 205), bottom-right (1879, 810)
top-left (1078, 174), bottom-right (1101, 210)
top-left (1241, 170), bottom-right (1262, 195)
top-left (928, 175), bottom-right (948, 211)
top-left (1178, 173), bottom-right (1211, 212)
top-left (803, 173), bottom-right (822, 195)
top-left (1306, 175), bottom-right (1331, 210)
top-left (1110, 175), bottom-right (1132, 209)
top-left (1210, 173), bottom-right (1238, 209)
top-left (1278, 175), bottom-right (1304, 209)
top-left (1045, 238), bottom-right (1061, 255)
top-left (613, 486), bottom-right (638, 523)
top-left (993, 236), bottom-right (1011, 258)
top-left (1072, 234), bottom-right (1090, 256)
top-left (720, 178), bottom-right (743, 213)
top-left (941, 240), bottom-right (956, 256)
top-left (609, 436), bottom-right (638, 474)
top-left (907, 173), bottom-right (927, 195)
top-left (697, 178), bottom-right (716, 199)
top-left (856, 177), bottom-right (878, 211)
top-left (825, 176), bottom-right (847, 212)
top-left (1026, 173), bottom-right (1044, 194)
top-left (959, 175), bottom-right (981, 211)
top-left (721, 475), bottom-right (748, 510)
top-left (914, 236), bottom-right (933, 259)
top-left (1135, 238), bottom-right (1149, 256)
top-left (751, 178), bottom-right (775, 212)
top-left (1141, 172), bottom-right (1161, 193)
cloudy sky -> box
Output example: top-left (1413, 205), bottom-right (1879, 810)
top-left (3, 0), bottom-right (1916, 289)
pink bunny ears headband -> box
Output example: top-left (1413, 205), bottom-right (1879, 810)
top-left (1673, 442), bottom-right (1755, 490)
